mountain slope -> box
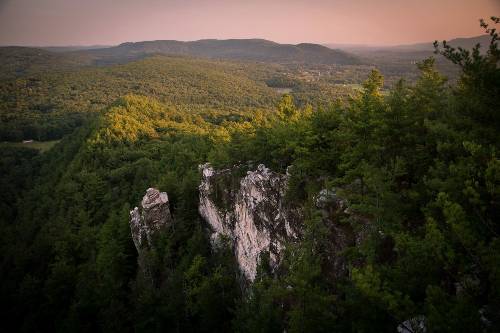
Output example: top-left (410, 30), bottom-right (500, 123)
top-left (82, 38), bottom-right (362, 65)
top-left (326, 34), bottom-right (492, 52)
top-left (390, 34), bottom-right (492, 52)
top-left (0, 54), bottom-right (280, 141)
top-left (0, 46), bottom-right (92, 79)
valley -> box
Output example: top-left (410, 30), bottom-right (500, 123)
top-left (0, 13), bottom-right (499, 333)
top-left (0, 36), bottom-right (467, 143)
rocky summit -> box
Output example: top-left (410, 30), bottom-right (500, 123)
top-left (130, 187), bottom-right (173, 251)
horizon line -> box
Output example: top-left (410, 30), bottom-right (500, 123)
top-left (0, 33), bottom-right (489, 49)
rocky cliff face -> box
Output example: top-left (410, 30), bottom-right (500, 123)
top-left (198, 163), bottom-right (302, 281)
top-left (129, 166), bottom-right (367, 284)
top-left (198, 163), bottom-right (369, 282)
top-left (130, 187), bottom-right (173, 251)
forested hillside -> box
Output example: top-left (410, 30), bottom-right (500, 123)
top-left (326, 35), bottom-right (494, 85)
top-left (79, 39), bottom-right (362, 66)
top-left (0, 16), bottom-right (499, 333)
top-left (0, 46), bottom-right (93, 80)
top-left (0, 52), bottom-right (364, 142)
top-left (0, 55), bottom-right (276, 140)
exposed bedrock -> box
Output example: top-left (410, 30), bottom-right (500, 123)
top-left (129, 166), bottom-right (368, 283)
top-left (198, 163), bottom-right (367, 281)
top-left (130, 187), bottom-right (173, 251)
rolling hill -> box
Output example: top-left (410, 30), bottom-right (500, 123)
top-left (80, 38), bottom-right (362, 65)
top-left (325, 34), bottom-right (492, 52)
top-left (0, 46), bottom-right (92, 79)
top-left (0, 55), bottom-right (282, 141)
top-left (388, 34), bottom-right (492, 52)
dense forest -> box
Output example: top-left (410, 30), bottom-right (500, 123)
top-left (0, 52), bottom-right (367, 142)
top-left (0, 17), bottom-right (499, 332)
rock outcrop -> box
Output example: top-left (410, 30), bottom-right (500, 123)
top-left (130, 188), bottom-right (173, 251)
top-left (199, 163), bottom-right (302, 281)
top-left (198, 163), bottom-right (369, 282)
top-left (129, 167), bottom-right (368, 285)
top-left (397, 316), bottom-right (426, 333)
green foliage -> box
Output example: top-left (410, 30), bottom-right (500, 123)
top-left (0, 94), bottom-right (241, 332)
top-left (0, 55), bottom-right (280, 141)
top-left (215, 18), bottom-right (500, 331)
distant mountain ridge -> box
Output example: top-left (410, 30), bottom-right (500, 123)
top-left (390, 34), bottom-right (492, 52)
top-left (41, 45), bottom-right (112, 52)
top-left (325, 34), bottom-right (492, 52)
top-left (82, 38), bottom-right (362, 65)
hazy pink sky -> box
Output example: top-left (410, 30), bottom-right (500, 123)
top-left (0, 0), bottom-right (498, 46)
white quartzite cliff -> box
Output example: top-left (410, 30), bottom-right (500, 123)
top-left (198, 163), bottom-right (302, 281)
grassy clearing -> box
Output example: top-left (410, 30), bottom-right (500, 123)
top-left (1, 140), bottom-right (61, 152)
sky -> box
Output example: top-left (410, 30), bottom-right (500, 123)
top-left (0, 0), bottom-right (499, 46)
